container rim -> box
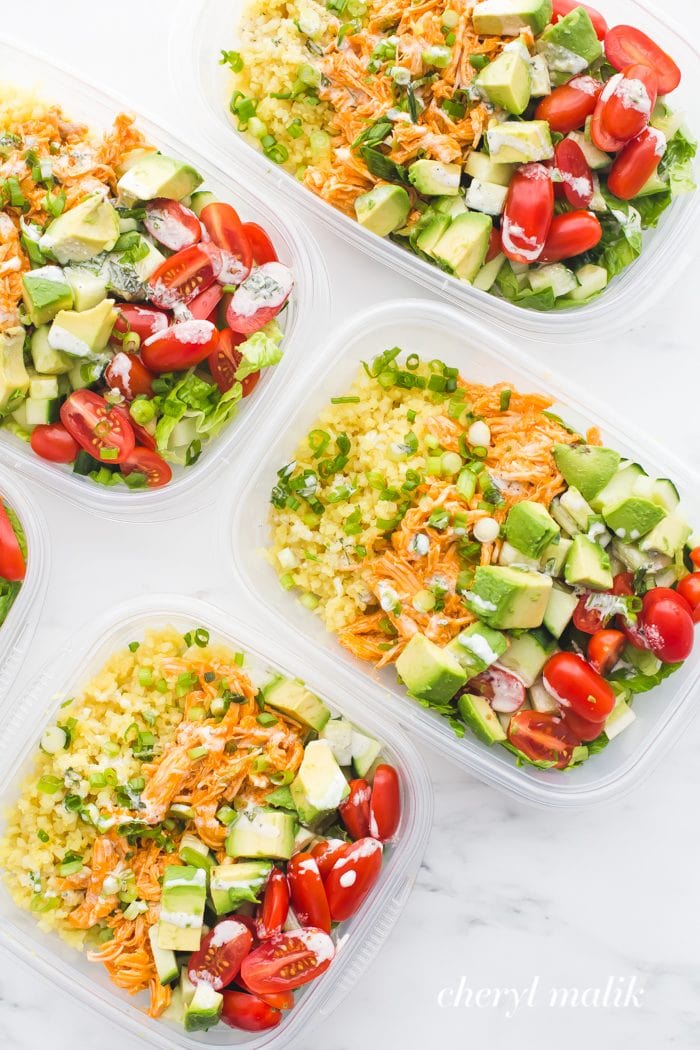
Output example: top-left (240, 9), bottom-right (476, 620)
top-left (169, 0), bottom-right (700, 345)
top-left (223, 296), bottom-right (700, 809)
top-left (0, 470), bottom-right (49, 705)
top-left (0, 592), bottom-right (432, 1050)
top-left (0, 33), bottom-right (331, 523)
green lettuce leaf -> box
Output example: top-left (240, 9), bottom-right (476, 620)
top-left (235, 320), bottom-right (284, 381)
top-left (609, 660), bottom-right (682, 694)
top-left (0, 579), bottom-right (21, 627)
top-left (659, 128), bottom-right (697, 197)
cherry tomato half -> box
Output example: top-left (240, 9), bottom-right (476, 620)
top-left (501, 163), bottom-right (554, 264)
top-left (110, 304), bottom-right (168, 349)
top-left (188, 917), bottom-right (253, 991)
top-left (467, 667), bottom-right (526, 713)
top-left (200, 202), bottom-right (253, 284)
top-left (235, 974), bottom-right (294, 1011)
top-left (573, 593), bottom-right (607, 634)
top-left (256, 867), bottom-right (289, 940)
top-left (677, 573), bottom-right (700, 623)
top-left (539, 210), bottom-right (602, 262)
top-left (543, 651), bottom-right (615, 723)
top-left (310, 838), bottom-right (348, 880)
top-left (120, 446), bottom-right (172, 489)
top-left (207, 326), bottom-right (256, 395)
top-left (0, 501), bottom-right (26, 581)
top-left (240, 928), bottom-right (334, 994)
top-left (369, 764), bottom-right (401, 842)
top-left (588, 628), bottom-right (626, 676)
top-left (627, 588), bottom-right (695, 663)
top-left (691, 548), bottom-right (700, 570)
top-left (221, 991), bottom-right (282, 1032)
top-left (601, 63), bottom-right (657, 143)
top-left (148, 243), bottom-right (218, 308)
top-left (30, 423), bottom-right (79, 464)
top-left (189, 283), bottom-right (224, 321)
top-left (590, 82), bottom-right (630, 153)
top-left (535, 76), bottom-right (602, 134)
top-left (287, 853), bottom-right (331, 933)
top-left (338, 779), bottom-right (371, 840)
top-left (60, 390), bottom-right (135, 465)
top-left (324, 837), bottom-right (383, 922)
top-left (242, 222), bottom-right (278, 265)
top-left (607, 126), bottom-right (667, 200)
top-left (553, 0), bottom-right (608, 39)
top-left (604, 25), bottom-right (681, 95)
top-left (104, 352), bottom-right (154, 400)
top-left (143, 197), bottom-right (201, 252)
top-left (141, 319), bottom-right (219, 374)
top-left (226, 262), bottom-right (294, 335)
top-left (486, 226), bottom-right (502, 263)
top-left (554, 138), bottom-right (594, 208)
top-left (507, 710), bottom-right (580, 769)
top-left (563, 707), bottom-right (607, 743)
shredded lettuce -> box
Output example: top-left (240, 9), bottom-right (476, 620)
top-left (235, 320), bottom-right (284, 381)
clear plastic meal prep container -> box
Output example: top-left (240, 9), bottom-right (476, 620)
top-left (226, 298), bottom-right (700, 809)
top-left (0, 593), bottom-right (431, 1049)
top-left (0, 37), bottom-right (330, 521)
top-left (0, 470), bottom-right (48, 703)
top-left (172, 0), bottom-right (700, 344)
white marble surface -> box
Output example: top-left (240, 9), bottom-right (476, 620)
top-left (2, 2), bottom-right (700, 1048)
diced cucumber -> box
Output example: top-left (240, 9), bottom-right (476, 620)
top-left (26, 397), bottom-right (61, 425)
top-left (148, 926), bottom-right (179, 985)
top-left (529, 677), bottom-right (559, 713)
top-left (632, 476), bottom-right (680, 514)
top-left (550, 496), bottom-right (580, 537)
top-left (473, 252), bottom-right (506, 292)
top-left (11, 400), bottom-right (31, 430)
top-left (590, 463), bottom-right (646, 512)
top-left (351, 729), bottom-right (381, 778)
top-left (30, 327), bottom-right (73, 375)
top-left (29, 376), bottom-right (59, 399)
top-left (566, 130), bottom-right (612, 171)
top-left (528, 263), bottom-right (577, 298)
top-left (69, 357), bottom-right (106, 390)
top-left (568, 264), bottom-right (608, 301)
top-left (320, 718), bottom-right (354, 766)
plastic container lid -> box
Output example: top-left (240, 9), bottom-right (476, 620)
top-left (171, 0), bottom-right (700, 344)
top-left (0, 593), bottom-right (432, 1049)
top-left (0, 36), bottom-right (330, 522)
top-left (226, 297), bottom-right (700, 808)
top-left (0, 470), bottom-right (48, 704)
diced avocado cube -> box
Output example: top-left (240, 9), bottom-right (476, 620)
top-left (465, 179), bottom-right (508, 216)
top-left (30, 326), bottom-right (73, 375)
top-left (0, 327), bottom-right (30, 410)
top-left (635, 170), bottom-right (669, 197)
top-left (553, 444), bottom-right (621, 502)
top-left (604, 694), bottom-right (636, 741)
top-left (22, 265), bottom-right (74, 326)
top-left (355, 184), bottom-right (411, 236)
top-left (190, 190), bottom-right (217, 217)
top-left (63, 267), bottom-right (108, 311)
top-left (351, 729), bottom-right (382, 778)
top-left (117, 152), bottom-right (203, 203)
top-left (570, 745), bottom-right (589, 765)
top-left (528, 263), bottom-right (577, 298)
top-left (466, 566), bottom-right (553, 629)
top-left (49, 298), bottom-right (118, 358)
top-left (505, 500), bottom-right (560, 559)
top-left (445, 622), bottom-right (509, 676)
top-left (409, 159), bottom-right (462, 196)
top-left (432, 212), bottom-right (492, 282)
top-left (290, 740), bottom-right (350, 826)
top-left (396, 632), bottom-right (467, 703)
top-left (183, 982), bottom-right (223, 1033)
top-left (178, 832), bottom-right (214, 871)
top-left (472, 0), bottom-right (552, 36)
top-left (476, 51), bottom-right (532, 115)
top-left (540, 537), bottom-right (572, 576)
top-left (457, 692), bottom-right (507, 744)
top-left (209, 861), bottom-right (272, 915)
top-left (434, 195), bottom-right (469, 216)
top-left (180, 965), bottom-right (196, 1009)
top-left (529, 53), bottom-right (551, 97)
top-left (320, 718), bottom-right (354, 766)
top-left (147, 925), bottom-right (179, 986)
top-left (566, 131), bottom-right (611, 171)
top-left (413, 213), bottom-right (452, 257)
top-left (473, 252), bottom-right (506, 292)
top-left (39, 195), bottom-right (120, 264)
top-left (543, 585), bottom-right (578, 639)
top-left (602, 497), bottom-right (666, 542)
top-left (563, 534), bottom-right (613, 590)
top-left (157, 865), bottom-right (207, 952)
top-left (536, 7), bottom-right (602, 76)
top-left (486, 119), bottom-right (554, 164)
top-left (634, 476), bottom-right (680, 514)
top-left (262, 677), bottom-right (331, 733)
top-left (464, 151), bottom-right (517, 187)
top-left (226, 808), bottom-right (296, 860)
top-left (499, 539), bottom-right (541, 570)
top-left (569, 263), bottom-right (608, 301)
top-left (639, 513), bottom-right (691, 558)
top-left (133, 237), bottom-right (166, 283)
top-left (498, 628), bottom-right (556, 686)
